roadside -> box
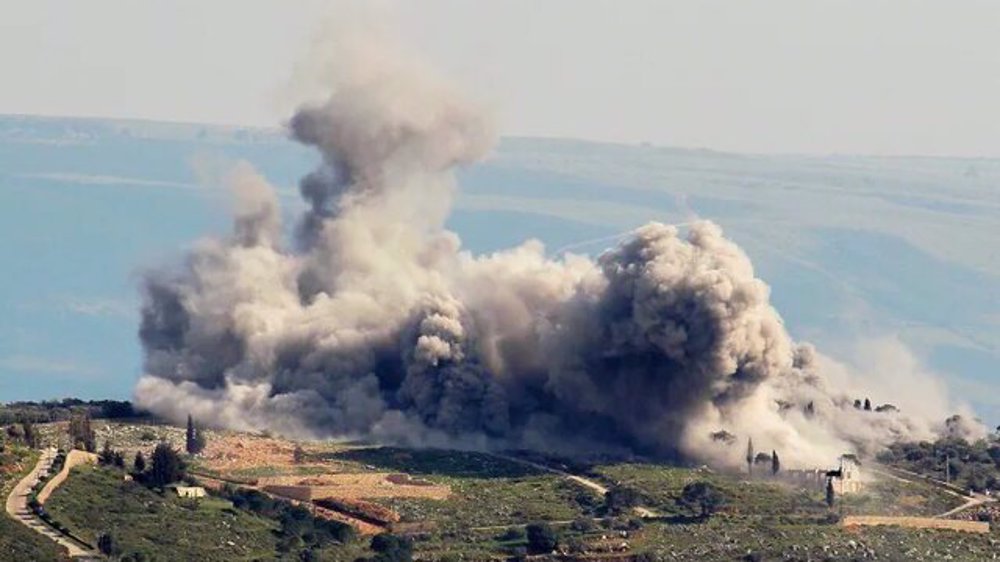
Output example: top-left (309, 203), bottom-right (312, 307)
top-left (5, 448), bottom-right (98, 560)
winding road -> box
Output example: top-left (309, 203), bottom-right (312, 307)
top-left (4, 448), bottom-right (98, 560)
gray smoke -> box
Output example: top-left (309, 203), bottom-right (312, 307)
top-left (134, 35), bottom-right (979, 467)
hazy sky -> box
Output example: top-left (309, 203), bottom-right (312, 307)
top-left (2, 0), bottom-right (999, 156)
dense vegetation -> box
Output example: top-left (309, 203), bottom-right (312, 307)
top-left (218, 485), bottom-right (356, 556)
top-left (0, 398), bottom-right (143, 425)
top-left (879, 435), bottom-right (1000, 492)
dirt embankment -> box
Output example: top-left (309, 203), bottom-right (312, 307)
top-left (260, 473), bottom-right (451, 500)
top-left (842, 515), bottom-right (989, 533)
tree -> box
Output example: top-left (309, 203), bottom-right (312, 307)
top-left (771, 450), bottom-right (780, 476)
top-left (370, 534), bottom-right (412, 562)
top-left (99, 440), bottom-right (115, 465)
top-left (853, 399), bottom-right (862, 409)
top-left (68, 412), bottom-right (95, 451)
top-left (679, 481), bottom-right (727, 518)
top-left (97, 531), bottom-right (121, 557)
top-left (186, 414), bottom-right (195, 454)
top-left (293, 444), bottom-right (305, 464)
top-left (604, 485), bottom-right (640, 514)
top-left (825, 478), bottom-right (835, 508)
top-left (746, 437), bottom-right (755, 477)
top-left (133, 451), bottom-right (147, 474)
top-left (525, 522), bottom-right (558, 554)
top-left (863, 398), bottom-right (872, 411)
top-left (21, 420), bottom-right (38, 449)
top-left (148, 442), bottom-right (184, 488)
top-left (185, 414), bottom-right (206, 455)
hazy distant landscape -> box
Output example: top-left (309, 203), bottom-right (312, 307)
top-left (1, 114), bottom-right (996, 422)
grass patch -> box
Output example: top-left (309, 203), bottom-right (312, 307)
top-left (840, 475), bottom-right (964, 517)
top-left (379, 475), bottom-right (593, 531)
top-left (45, 465), bottom-right (280, 561)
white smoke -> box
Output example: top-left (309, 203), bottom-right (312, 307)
top-left (134, 31), bottom-right (980, 468)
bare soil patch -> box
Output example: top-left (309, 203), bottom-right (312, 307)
top-left (259, 472), bottom-right (451, 500)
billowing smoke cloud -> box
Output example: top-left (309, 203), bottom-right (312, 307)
top-left (135, 34), bottom-right (979, 468)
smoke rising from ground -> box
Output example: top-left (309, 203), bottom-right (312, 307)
top-left (135, 33), bottom-right (978, 468)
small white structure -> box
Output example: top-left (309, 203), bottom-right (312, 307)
top-left (170, 485), bottom-right (206, 498)
top-left (775, 454), bottom-right (863, 495)
top-left (834, 455), bottom-right (863, 494)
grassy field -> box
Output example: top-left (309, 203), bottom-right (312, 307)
top-left (633, 518), bottom-right (1000, 561)
top-left (45, 465), bottom-right (284, 561)
top-left (334, 447), bottom-right (597, 532)
top-left (839, 475), bottom-right (963, 517)
top-left (0, 446), bottom-right (68, 561)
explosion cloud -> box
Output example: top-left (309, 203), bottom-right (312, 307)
top-left (135, 34), bottom-right (977, 468)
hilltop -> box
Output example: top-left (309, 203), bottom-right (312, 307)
top-left (3, 406), bottom-right (1000, 561)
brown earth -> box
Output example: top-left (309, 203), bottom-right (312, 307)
top-left (259, 472), bottom-right (451, 500)
top-left (200, 434), bottom-right (320, 473)
top-left (842, 515), bottom-right (990, 533)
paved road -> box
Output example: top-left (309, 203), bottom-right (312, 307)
top-left (4, 448), bottom-right (97, 560)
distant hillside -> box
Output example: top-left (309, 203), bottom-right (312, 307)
top-left (0, 114), bottom-right (997, 424)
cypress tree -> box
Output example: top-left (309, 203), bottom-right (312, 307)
top-left (745, 438), bottom-right (754, 477)
top-left (826, 478), bottom-right (835, 508)
top-left (133, 450), bottom-right (147, 474)
top-left (186, 414), bottom-right (196, 455)
top-left (771, 450), bottom-right (780, 476)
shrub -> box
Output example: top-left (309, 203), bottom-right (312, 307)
top-left (678, 481), bottom-right (727, 518)
top-left (603, 485), bottom-right (641, 515)
top-left (369, 533), bottom-right (412, 562)
top-left (97, 532), bottom-right (121, 557)
top-left (497, 526), bottom-right (525, 541)
top-left (525, 522), bottom-right (558, 554)
top-left (570, 516), bottom-right (595, 532)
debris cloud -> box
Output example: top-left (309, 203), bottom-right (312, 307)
top-left (135, 32), bottom-right (977, 467)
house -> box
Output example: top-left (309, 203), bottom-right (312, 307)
top-left (169, 485), bottom-right (206, 498)
top-left (833, 454), bottom-right (863, 494)
top-left (776, 454), bottom-right (863, 495)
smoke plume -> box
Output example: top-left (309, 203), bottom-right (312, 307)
top-left (135, 34), bottom-right (978, 468)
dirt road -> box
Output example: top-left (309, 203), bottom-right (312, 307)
top-left (873, 465), bottom-right (995, 519)
top-left (4, 448), bottom-right (97, 560)
top-left (492, 453), bottom-right (658, 518)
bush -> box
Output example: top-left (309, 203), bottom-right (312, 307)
top-left (497, 526), bottom-right (525, 541)
top-left (603, 485), bottom-right (641, 514)
top-left (97, 531), bottom-right (121, 557)
top-left (369, 533), bottom-right (412, 562)
top-left (678, 481), bottom-right (727, 518)
top-left (525, 522), bottom-right (558, 554)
